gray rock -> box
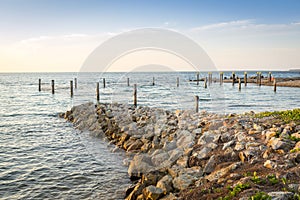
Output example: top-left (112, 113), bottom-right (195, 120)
top-left (253, 123), bottom-right (263, 131)
top-left (172, 167), bottom-right (201, 190)
top-left (267, 192), bottom-right (294, 200)
top-left (128, 154), bottom-right (153, 178)
top-left (127, 140), bottom-right (144, 151)
top-left (163, 141), bottom-right (177, 151)
top-left (156, 175), bottom-right (173, 194)
top-left (222, 140), bottom-right (235, 150)
top-left (203, 155), bottom-right (217, 174)
top-left (143, 185), bottom-right (163, 200)
top-left (288, 184), bottom-right (300, 192)
top-left (206, 142), bottom-right (218, 150)
top-left (176, 130), bottom-right (194, 149)
top-left (198, 131), bottom-right (220, 145)
top-left (168, 149), bottom-right (183, 164)
top-left (268, 138), bottom-right (292, 151)
top-left (192, 128), bottom-right (202, 135)
top-left (194, 147), bottom-right (212, 160)
top-left (176, 156), bottom-right (188, 168)
top-left (234, 142), bottom-right (245, 151)
top-left (151, 151), bottom-right (170, 168)
top-left (205, 162), bottom-right (241, 182)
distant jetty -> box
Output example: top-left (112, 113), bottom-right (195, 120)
top-left (289, 69), bottom-right (300, 72)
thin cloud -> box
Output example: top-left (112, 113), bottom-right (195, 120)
top-left (191, 20), bottom-right (254, 31)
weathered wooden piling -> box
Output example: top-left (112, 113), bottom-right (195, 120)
top-left (232, 72), bottom-right (235, 86)
top-left (274, 79), bottom-right (277, 92)
top-left (259, 72), bottom-right (262, 86)
top-left (38, 79), bottom-right (41, 92)
top-left (70, 80), bottom-right (73, 97)
top-left (256, 72), bottom-right (259, 84)
top-left (238, 78), bottom-right (241, 91)
top-left (51, 80), bottom-right (55, 94)
top-left (208, 72), bottom-right (212, 84)
top-left (127, 78), bottom-right (130, 86)
top-left (220, 72), bottom-right (223, 85)
top-left (196, 73), bottom-right (199, 85)
top-left (152, 77), bottom-right (155, 86)
top-left (96, 82), bottom-right (100, 101)
top-left (268, 72), bottom-right (272, 82)
top-left (74, 78), bottom-right (77, 89)
top-left (195, 95), bottom-right (199, 113)
top-left (133, 84), bottom-right (137, 107)
top-left (103, 78), bottom-right (106, 88)
top-left (204, 77), bottom-right (207, 88)
top-left (176, 77), bottom-right (179, 87)
top-left (244, 72), bottom-right (247, 86)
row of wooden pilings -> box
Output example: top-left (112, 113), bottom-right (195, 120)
top-left (38, 72), bottom-right (277, 113)
top-left (39, 78), bottom-right (78, 97)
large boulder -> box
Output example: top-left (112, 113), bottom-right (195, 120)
top-left (128, 154), bottom-right (154, 179)
top-left (172, 167), bottom-right (202, 190)
top-left (176, 130), bottom-right (194, 150)
top-left (156, 175), bottom-right (173, 194)
top-left (268, 137), bottom-right (292, 151)
top-left (205, 162), bottom-right (241, 182)
top-left (143, 185), bottom-right (164, 200)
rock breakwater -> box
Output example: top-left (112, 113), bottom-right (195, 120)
top-left (62, 102), bottom-right (300, 199)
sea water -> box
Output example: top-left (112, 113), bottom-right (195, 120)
top-left (0, 71), bottom-right (299, 199)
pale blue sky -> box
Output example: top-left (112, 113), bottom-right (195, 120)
top-left (0, 0), bottom-right (300, 72)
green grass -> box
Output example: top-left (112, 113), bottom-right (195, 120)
top-left (290, 148), bottom-right (300, 153)
top-left (255, 109), bottom-right (300, 123)
top-left (288, 135), bottom-right (300, 142)
top-left (219, 183), bottom-right (251, 200)
top-left (249, 192), bottom-right (271, 200)
top-left (251, 172), bottom-right (265, 184)
top-left (266, 174), bottom-right (279, 185)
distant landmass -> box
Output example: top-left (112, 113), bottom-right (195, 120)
top-left (289, 69), bottom-right (300, 72)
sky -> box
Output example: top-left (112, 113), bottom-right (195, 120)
top-left (0, 0), bottom-right (300, 72)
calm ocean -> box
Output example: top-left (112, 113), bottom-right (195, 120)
top-left (0, 71), bottom-right (299, 199)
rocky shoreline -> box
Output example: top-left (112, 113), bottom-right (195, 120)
top-left (61, 102), bottom-right (300, 200)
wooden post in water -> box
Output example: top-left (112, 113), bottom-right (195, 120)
top-left (96, 82), bottom-right (100, 101)
top-left (133, 84), bottom-right (137, 107)
top-left (273, 79), bottom-right (277, 92)
top-left (103, 78), bottom-right (106, 88)
top-left (152, 77), bottom-right (155, 86)
top-left (195, 95), bottom-right (199, 113)
top-left (268, 72), bottom-right (272, 82)
top-left (38, 79), bottom-right (41, 92)
top-left (196, 73), bottom-right (199, 85)
top-left (74, 78), bottom-right (77, 89)
top-left (259, 72), bottom-right (262, 86)
top-left (51, 80), bottom-right (55, 94)
top-left (208, 72), bottom-right (212, 84)
top-left (127, 78), bottom-right (130, 86)
top-left (256, 72), bottom-right (259, 84)
top-left (244, 72), bottom-right (247, 86)
top-left (232, 72), bottom-right (235, 86)
top-left (204, 77), bottom-right (207, 88)
top-left (220, 72), bottom-right (223, 85)
top-left (70, 80), bottom-right (73, 97)
top-left (238, 78), bottom-right (241, 91)
top-left (176, 77), bottom-right (179, 87)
